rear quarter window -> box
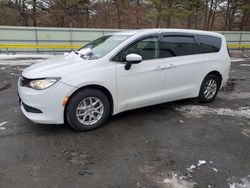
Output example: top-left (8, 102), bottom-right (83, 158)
top-left (197, 35), bottom-right (222, 53)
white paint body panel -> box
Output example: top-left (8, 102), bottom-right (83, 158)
top-left (18, 29), bottom-right (231, 124)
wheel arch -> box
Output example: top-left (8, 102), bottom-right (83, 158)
top-left (197, 70), bottom-right (223, 97)
top-left (204, 70), bottom-right (222, 87)
top-left (206, 70), bottom-right (222, 79)
top-left (64, 84), bottom-right (114, 123)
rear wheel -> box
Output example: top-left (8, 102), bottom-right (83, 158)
top-left (66, 88), bottom-right (110, 131)
top-left (198, 74), bottom-right (220, 103)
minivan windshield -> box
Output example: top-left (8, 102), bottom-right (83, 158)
top-left (78, 35), bottom-right (131, 60)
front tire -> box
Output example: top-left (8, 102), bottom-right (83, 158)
top-left (198, 74), bottom-right (220, 103)
top-left (66, 88), bottom-right (110, 131)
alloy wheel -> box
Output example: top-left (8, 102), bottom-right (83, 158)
top-left (76, 97), bottom-right (104, 125)
top-left (203, 79), bottom-right (217, 100)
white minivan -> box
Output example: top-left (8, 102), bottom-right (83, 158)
top-left (18, 29), bottom-right (231, 131)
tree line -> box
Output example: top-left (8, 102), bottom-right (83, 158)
top-left (0, 0), bottom-right (250, 31)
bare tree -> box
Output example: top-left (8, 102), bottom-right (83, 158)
top-left (238, 0), bottom-right (250, 30)
top-left (222, 0), bottom-right (241, 30)
top-left (32, 0), bottom-right (37, 26)
top-left (111, 0), bottom-right (132, 28)
top-left (203, 0), bottom-right (223, 30)
top-left (149, 0), bottom-right (164, 27)
top-left (166, 0), bottom-right (174, 27)
top-left (1, 0), bottom-right (250, 31)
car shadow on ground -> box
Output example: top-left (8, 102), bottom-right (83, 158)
top-left (22, 98), bottom-right (197, 134)
top-left (26, 99), bottom-right (197, 134)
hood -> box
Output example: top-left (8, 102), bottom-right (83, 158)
top-left (22, 55), bottom-right (91, 79)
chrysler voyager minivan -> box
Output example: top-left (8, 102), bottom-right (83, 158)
top-left (18, 29), bottom-right (231, 131)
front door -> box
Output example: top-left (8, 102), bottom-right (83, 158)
top-left (115, 36), bottom-right (167, 112)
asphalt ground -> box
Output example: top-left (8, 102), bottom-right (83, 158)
top-left (0, 57), bottom-right (249, 188)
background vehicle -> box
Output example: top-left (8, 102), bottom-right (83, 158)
top-left (18, 29), bottom-right (231, 131)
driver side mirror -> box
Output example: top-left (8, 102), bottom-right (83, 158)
top-left (124, 54), bottom-right (142, 70)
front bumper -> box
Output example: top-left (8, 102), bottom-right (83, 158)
top-left (18, 78), bottom-right (75, 124)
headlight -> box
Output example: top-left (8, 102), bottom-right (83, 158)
top-left (28, 78), bottom-right (60, 90)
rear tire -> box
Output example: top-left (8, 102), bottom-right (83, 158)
top-left (198, 74), bottom-right (220, 103)
top-left (66, 88), bottom-right (110, 131)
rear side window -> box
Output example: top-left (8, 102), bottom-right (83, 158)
top-left (159, 35), bottom-right (197, 58)
top-left (197, 35), bottom-right (221, 53)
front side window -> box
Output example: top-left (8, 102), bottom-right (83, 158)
top-left (79, 34), bottom-right (131, 60)
top-left (113, 36), bottom-right (158, 62)
top-left (124, 37), bottom-right (158, 61)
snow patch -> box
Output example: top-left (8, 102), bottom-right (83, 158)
top-left (231, 59), bottom-right (246, 62)
top-left (187, 165), bottom-right (196, 173)
top-left (211, 167), bottom-right (218, 172)
top-left (135, 182), bottom-right (145, 188)
top-left (0, 54), bottom-right (56, 66)
top-left (64, 48), bottom-right (91, 59)
top-left (0, 59), bottom-right (44, 66)
top-left (228, 176), bottom-right (250, 188)
top-left (197, 160), bottom-right (206, 166)
top-left (241, 128), bottom-right (250, 138)
top-left (0, 121), bottom-right (8, 127)
top-left (162, 173), bottom-right (196, 188)
top-left (186, 160), bottom-right (219, 176)
top-left (175, 105), bottom-right (250, 119)
top-left (138, 165), bottom-right (196, 188)
top-left (0, 54), bottom-right (54, 60)
top-left (0, 121), bottom-right (8, 131)
top-left (240, 64), bottom-right (250, 67)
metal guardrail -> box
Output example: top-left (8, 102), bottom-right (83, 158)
top-left (1, 43), bottom-right (249, 49)
top-left (0, 26), bottom-right (125, 54)
top-left (228, 44), bottom-right (250, 49)
top-left (0, 44), bottom-right (81, 49)
top-left (0, 26), bottom-right (250, 54)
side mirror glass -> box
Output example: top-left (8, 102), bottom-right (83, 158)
top-left (125, 54), bottom-right (142, 70)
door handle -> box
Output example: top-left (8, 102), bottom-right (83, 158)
top-left (154, 65), bottom-right (166, 71)
top-left (166, 64), bottom-right (176, 69)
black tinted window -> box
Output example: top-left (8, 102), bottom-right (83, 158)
top-left (197, 35), bottom-right (221, 53)
top-left (123, 36), bottom-right (158, 61)
top-left (159, 36), bottom-right (196, 58)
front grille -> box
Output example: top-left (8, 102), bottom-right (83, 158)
top-left (20, 77), bottom-right (31, 87)
top-left (22, 102), bottom-right (42, 114)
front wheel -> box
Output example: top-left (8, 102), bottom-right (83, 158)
top-left (66, 88), bottom-right (110, 131)
top-left (198, 74), bottom-right (220, 103)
